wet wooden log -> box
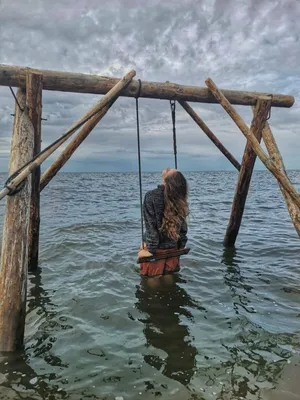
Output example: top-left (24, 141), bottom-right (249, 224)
top-left (26, 72), bottom-right (43, 271)
top-left (224, 98), bottom-right (271, 247)
top-left (178, 100), bottom-right (241, 171)
top-left (262, 122), bottom-right (300, 237)
top-left (0, 70), bottom-right (136, 201)
top-left (0, 64), bottom-right (294, 107)
top-left (40, 99), bottom-right (116, 191)
top-left (0, 89), bottom-right (34, 351)
top-left (205, 78), bottom-right (300, 209)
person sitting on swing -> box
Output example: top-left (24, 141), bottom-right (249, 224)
top-left (138, 167), bottom-right (189, 277)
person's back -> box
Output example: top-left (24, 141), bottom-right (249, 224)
top-left (139, 168), bottom-right (189, 277)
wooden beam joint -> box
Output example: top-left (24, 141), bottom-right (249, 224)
top-left (205, 78), bottom-right (300, 209)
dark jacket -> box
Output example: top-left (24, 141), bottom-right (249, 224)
top-left (143, 185), bottom-right (188, 254)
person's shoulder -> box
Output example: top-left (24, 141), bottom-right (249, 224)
top-left (145, 185), bottom-right (164, 200)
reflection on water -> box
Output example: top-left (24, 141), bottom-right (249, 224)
top-left (220, 247), bottom-right (295, 400)
top-left (135, 274), bottom-right (199, 387)
top-left (222, 247), bottom-right (254, 315)
top-left (0, 267), bottom-right (68, 400)
top-left (0, 351), bottom-right (67, 400)
top-left (0, 171), bottom-right (300, 399)
top-left (27, 267), bottom-right (69, 371)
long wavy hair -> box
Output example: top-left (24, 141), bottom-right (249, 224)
top-left (159, 171), bottom-right (189, 241)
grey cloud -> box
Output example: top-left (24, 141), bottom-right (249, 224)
top-left (0, 0), bottom-right (299, 173)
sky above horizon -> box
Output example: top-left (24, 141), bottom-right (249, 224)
top-left (0, 0), bottom-right (299, 173)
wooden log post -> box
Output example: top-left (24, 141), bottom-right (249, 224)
top-left (261, 122), bottom-right (300, 237)
top-left (0, 64), bottom-right (295, 107)
top-left (40, 99), bottom-right (116, 191)
top-left (178, 100), bottom-right (241, 171)
top-left (26, 72), bottom-right (43, 271)
top-left (205, 78), bottom-right (300, 210)
top-left (0, 89), bottom-right (34, 351)
top-left (224, 98), bottom-right (271, 247)
top-left (0, 70), bottom-right (136, 202)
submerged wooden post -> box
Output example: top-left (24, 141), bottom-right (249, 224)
top-left (178, 100), bottom-right (241, 171)
top-left (40, 99), bottom-right (116, 191)
top-left (205, 78), bottom-right (300, 209)
top-left (262, 122), bottom-right (300, 237)
top-left (26, 71), bottom-right (43, 271)
top-left (0, 89), bottom-right (34, 351)
top-left (224, 98), bottom-right (271, 247)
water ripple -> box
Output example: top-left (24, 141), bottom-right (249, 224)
top-left (0, 171), bottom-right (300, 399)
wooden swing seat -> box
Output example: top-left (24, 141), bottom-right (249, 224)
top-left (137, 247), bottom-right (190, 264)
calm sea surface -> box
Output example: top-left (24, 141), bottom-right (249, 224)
top-left (0, 171), bottom-right (300, 400)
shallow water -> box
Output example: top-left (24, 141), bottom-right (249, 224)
top-left (0, 171), bottom-right (300, 400)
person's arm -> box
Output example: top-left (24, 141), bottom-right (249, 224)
top-left (179, 219), bottom-right (188, 248)
top-left (143, 192), bottom-right (159, 254)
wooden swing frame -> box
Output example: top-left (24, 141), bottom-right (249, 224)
top-left (0, 63), bottom-right (298, 351)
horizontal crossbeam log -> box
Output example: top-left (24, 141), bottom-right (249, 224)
top-left (0, 64), bottom-right (294, 108)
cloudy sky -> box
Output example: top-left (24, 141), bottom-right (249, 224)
top-left (0, 0), bottom-right (299, 172)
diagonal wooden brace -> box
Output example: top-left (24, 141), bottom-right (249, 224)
top-left (205, 78), bottom-right (300, 210)
top-left (178, 100), bottom-right (241, 171)
top-left (261, 121), bottom-right (300, 237)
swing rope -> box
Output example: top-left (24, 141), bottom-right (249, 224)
top-left (135, 96), bottom-right (190, 263)
top-left (170, 100), bottom-right (178, 169)
top-left (135, 79), bottom-right (144, 249)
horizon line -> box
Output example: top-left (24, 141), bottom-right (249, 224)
top-left (0, 169), bottom-right (299, 174)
